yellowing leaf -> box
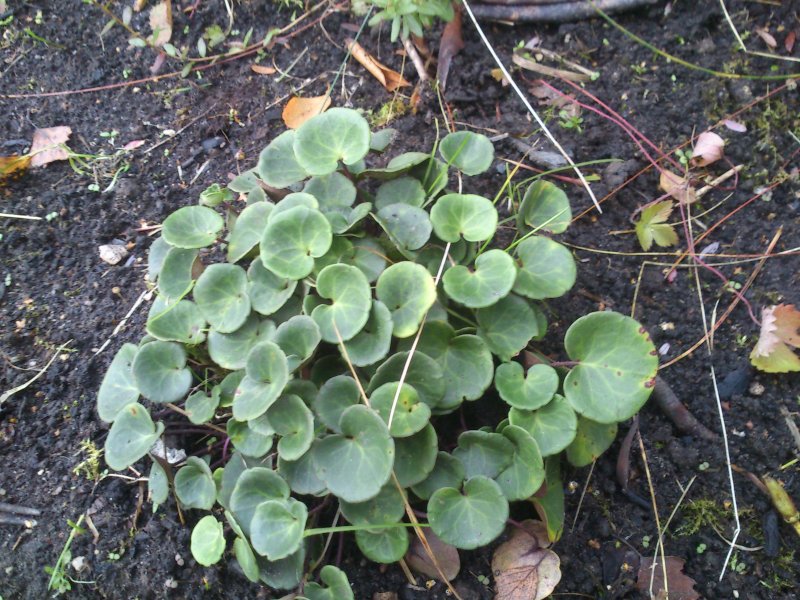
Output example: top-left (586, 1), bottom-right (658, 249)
top-left (635, 200), bottom-right (678, 251)
top-left (281, 95), bottom-right (332, 129)
top-left (659, 169), bottom-right (696, 205)
top-left (30, 126), bottom-right (72, 167)
top-left (0, 154), bottom-right (31, 184)
top-left (750, 304), bottom-right (800, 373)
top-left (492, 520), bottom-right (561, 600)
top-left (149, 0), bottom-right (172, 47)
top-left (346, 38), bottom-right (410, 92)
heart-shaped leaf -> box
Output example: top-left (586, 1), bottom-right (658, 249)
top-left (146, 296), bottom-right (206, 345)
top-left (158, 247), bottom-right (199, 300)
top-left (368, 351), bottom-right (445, 409)
top-left (513, 237), bottom-right (576, 300)
top-left (495, 425), bottom-right (544, 501)
top-left (356, 527), bottom-right (409, 564)
top-left (194, 263), bottom-right (251, 333)
top-left (339, 482), bottom-right (405, 529)
top-left (267, 394), bottom-right (314, 461)
top-left (476, 293), bottom-right (546, 361)
top-left (495, 362), bottom-right (558, 410)
top-left (208, 313), bottom-right (275, 370)
top-left (313, 405), bottom-right (395, 503)
top-left (250, 498), bottom-right (307, 560)
top-left (509, 395), bottom-right (577, 456)
top-left (230, 467), bottom-right (290, 536)
top-left (278, 451), bottom-right (328, 497)
top-left (175, 456), bottom-right (216, 509)
top-left (430, 193), bottom-right (497, 242)
top-left (374, 176), bottom-right (425, 211)
top-left (302, 565), bottom-right (354, 600)
top-left (247, 258), bottom-right (297, 316)
top-left (257, 547), bottom-right (306, 590)
top-left (313, 375), bottom-right (361, 433)
top-left (200, 182), bottom-right (234, 207)
top-left (370, 382), bottom-right (431, 438)
top-left (374, 203), bottom-right (432, 252)
top-left (294, 108), bottom-right (371, 175)
top-left (411, 452), bottom-right (465, 500)
top-left (343, 300), bottom-right (393, 367)
top-left (443, 249), bottom-right (516, 308)
top-left (191, 516), bottom-right (226, 566)
top-left (257, 130), bottom-right (309, 188)
top-left (311, 264), bottom-right (371, 343)
top-left (162, 205), bottom-right (223, 249)
top-left (566, 416), bottom-right (618, 467)
top-left (428, 476), bottom-right (509, 550)
top-left (233, 341), bottom-right (289, 421)
top-left (452, 430), bottom-right (515, 479)
top-left (260, 205), bottom-right (332, 280)
top-left (517, 179), bottom-right (572, 234)
top-left (303, 172), bottom-right (357, 208)
top-left (376, 262), bottom-right (436, 338)
top-left (564, 312), bottom-right (658, 423)
top-left (97, 343), bottom-right (139, 423)
top-left (104, 402), bottom-right (164, 470)
top-left (227, 201), bottom-right (273, 263)
top-left (227, 418), bottom-right (274, 458)
top-left (218, 452), bottom-right (249, 510)
top-left (409, 156), bottom-right (449, 197)
top-left (341, 238), bottom-right (387, 282)
top-left (186, 388), bottom-right (220, 424)
top-left (439, 131), bottom-right (494, 175)
top-left (271, 192), bottom-right (319, 218)
top-left (393, 423), bottom-right (438, 487)
top-left (274, 315), bottom-right (321, 371)
top-left (132, 341), bottom-right (192, 404)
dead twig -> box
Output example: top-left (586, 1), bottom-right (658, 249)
top-left (0, 341), bottom-right (72, 407)
top-left (470, 0), bottom-right (657, 22)
top-left (651, 376), bottom-right (718, 441)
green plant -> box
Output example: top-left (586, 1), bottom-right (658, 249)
top-left (45, 516), bottom-right (86, 594)
top-left (96, 108), bottom-right (658, 594)
top-left (558, 110), bottom-right (584, 133)
top-left (356, 0), bottom-right (454, 42)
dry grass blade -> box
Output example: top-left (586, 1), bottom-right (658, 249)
top-left (0, 340), bottom-right (73, 406)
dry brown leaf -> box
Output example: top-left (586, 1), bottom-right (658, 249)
top-left (404, 530), bottom-right (460, 582)
top-left (786, 30), bottom-right (797, 53)
top-left (635, 556), bottom-right (700, 600)
top-left (529, 84), bottom-right (580, 117)
top-left (691, 131), bottom-right (724, 167)
top-left (755, 26), bottom-right (777, 50)
top-left (492, 520), bottom-right (561, 600)
top-left (436, 6), bottom-right (464, 92)
top-left (346, 39), bottom-right (410, 92)
top-left (751, 304), bottom-right (800, 373)
top-left (0, 154), bottom-right (32, 183)
top-left (251, 64), bottom-right (277, 75)
top-left (149, 0), bottom-right (172, 47)
top-left (30, 126), bottom-right (72, 167)
top-left (659, 169), bottom-right (696, 204)
top-left (282, 95), bottom-right (331, 129)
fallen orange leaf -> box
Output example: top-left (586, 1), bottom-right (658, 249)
top-left (0, 154), bottom-right (32, 184)
top-left (251, 64), bottom-right (277, 75)
top-left (346, 38), bottom-right (410, 92)
top-left (30, 126), bottom-right (72, 167)
top-left (282, 95), bottom-right (332, 129)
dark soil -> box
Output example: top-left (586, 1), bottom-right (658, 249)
top-left (2, 1), bottom-right (799, 599)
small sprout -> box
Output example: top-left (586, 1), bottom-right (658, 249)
top-left (698, 462), bottom-right (710, 471)
top-left (696, 543), bottom-right (707, 554)
top-left (642, 535), bottom-right (651, 549)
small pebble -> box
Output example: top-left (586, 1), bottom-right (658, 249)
top-left (749, 381), bottom-right (765, 396)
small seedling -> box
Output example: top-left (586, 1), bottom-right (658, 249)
top-left (696, 543), bottom-right (707, 554)
top-left (642, 535), bottom-right (651, 549)
top-left (45, 516), bottom-right (86, 594)
top-left (558, 110), bottom-right (584, 133)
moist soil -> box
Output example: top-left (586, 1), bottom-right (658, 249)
top-left (1, 1), bottom-right (799, 598)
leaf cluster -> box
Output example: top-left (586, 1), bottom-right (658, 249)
top-left (96, 108), bottom-right (658, 592)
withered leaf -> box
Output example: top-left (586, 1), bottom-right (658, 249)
top-left (346, 39), bottom-right (410, 92)
top-left (0, 154), bottom-right (32, 183)
top-left (691, 131), bottom-right (724, 167)
top-left (282, 95), bottom-right (331, 129)
top-left (149, 0), bottom-right (172, 47)
top-left (30, 126), bottom-right (72, 167)
top-left (751, 304), bottom-right (800, 373)
top-left (636, 556), bottom-right (700, 600)
top-left (659, 169), bottom-right (696, 205)
top-left (492, 520), bottom-right (561, 600)
top-left (436, 6), bottom-right (464, 91)
top-left (251, 64), bottom-right (277, 75)
top-left (405, 529), bottom-right (460, 582)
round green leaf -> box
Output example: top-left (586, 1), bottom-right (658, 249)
top-left (208, 313), bottom-right (275, 370)
top-left (311, 264), bottom-right (371, 343)
top-left (303, 172), bottom-right (357, 208)
top-left (294, 108), bottom-right (370, 175)
top-left (158, 247), bottom-right (198, 300)
top-left (313, 375), bottom-right (361, 433)
top-left (146, 297), bottom-right (206, 345)
top-left (257, 130), bottom-right (309, 188)
top-left (322, 202), bottom-right (372, 235)
top-left (566, 416), bottom-right (619, 467)
top-left (375, 203), bottom-right (432, 252)
top-left (218, 452), bottom-right (248, 510)
top-left (194, 263), bottom-right (251, 333)
top-left (313, 405), bottom-right (395, 503)
top-left (247, 258), bottom-right (297, 316)
top-left (97, 343), bottom-right (139, 423)
top-left (147, 236), bottom-right (171, 282)
top-left (517, 179), bottom-right (572, 234)
top-left (186, 388), bottom-right (220, 424)
top-left (260, 205), bottom-right (332, 280)
top-left (228, 201), bottom-right (273, 263)
top-left (430, 193), bottom-right (497, 242)
top-left (227, 418), bottom-right (274, 458)
top-left (274, 315), bottom-right (321, 371)
top-left (104, 403), bottom-right (164, 470)
top-left (442, 249), bottom-right (516, 308)
top-left (250, 498), bottom-right (307, 560)
top-left (191, 516), bottom-right (226, 566)
top-left (374, 176), bottom-right (425, 211)
top-left (370, 382), bottom-right (431, 438)
top-left (494, 425), bottom-right (544, 501)
top-left (149, 459), bottom-right (169, 509)
top-left (339, 483), bottom-right (405, 529)
top-left (509, 395), bottom-right (577, 456)
top-left (267, 394), bottom-right (314, 461)
top-left (368, 351), bottom-right (445, 410)
top-left (343, 300), bottom-right (393, 367)
top-left (218, 370), bottom-right (245, 408)
top-left (303, 565), bottom-right (353, 600)
top-left (233, 341), bottom-right (289, 421)
top-left (494, 362), bottom-right (558, 410)
top-left (162, 205), bottom-right (223, 249)
top-left (174, 456), bottom-right (216, 510)
top-left (341, 238), bottom-right (387, 283)
top-left (200, 182), bottom-right (234, 207)
top-left (411, 452), bottom-right (465, 500)
top-left (564, 312), bottom-right (658, 423)
top-left (132, 341), bottom-right (192, 404)
top-left (233, 536), bottom-right (260, 582)
top-left (513, 236), bottom-right (576, 300)
top-left (439, 131), bottom-right (494, 176)
top-left (257, 547), bottom-right (306, 590)
top-left (476, 294), bottom-right (545, 361)
top-left (452, 431), bottom-right (515, 480)
top-left (410, 157), bottom-right (448, 197)
top-left (376, 262), bottom-right (436, 338)
top-left (271, 192), bottom-right (319, 219)
top-left (428, 476), bottom-right (509, 550)
top-left (278, 452), bottom-right (327, 496)
top-left (355, 527), bottom-right (409, 564)
top-left (393, 423), bottom-right (438, 487)
top-left (230, 467), bottom-right (290, 535)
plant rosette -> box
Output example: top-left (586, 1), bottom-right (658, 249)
top-left (97, 108), bottom-right (658, 594)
